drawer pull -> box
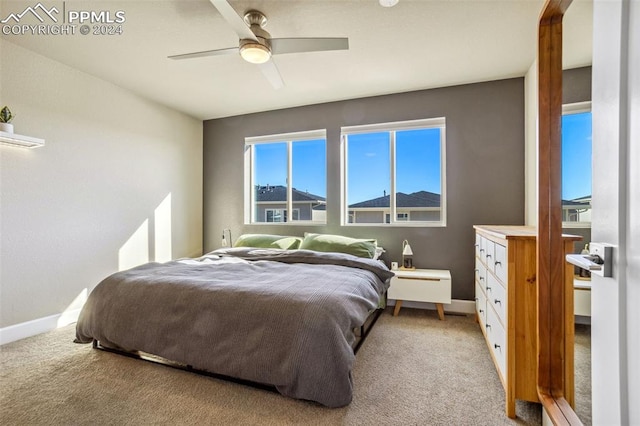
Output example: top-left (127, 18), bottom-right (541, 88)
top-left (479, 309), bottom-right (484, 313)
top-left (494, 261), bottom-right (502, 266)
top-left (486, 286), bottom-right (492, 292)
top-left (396, 277), bottom-right (440, 282)
top-left (480, 249), bottom-right (485, 253)
top-left (486, 254), bottom-right (492, 259)
top-left (485, 324), bottom-right (492, 330)
top-left (479, 276), bottom-right (485, 281)
top-left (475, 244), bottom-right (479, 248)
top-left (494, 299), bottom-right (501, 306)
top-left (494, 343), bottom-right (501, 350)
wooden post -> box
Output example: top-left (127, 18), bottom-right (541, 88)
top-left (536, 0), bottom-right (582, 424)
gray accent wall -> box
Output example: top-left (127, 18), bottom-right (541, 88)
top-left (204, 78), bottom-right (525, 301)
top-left (563, 66), bottom-right (592, 105)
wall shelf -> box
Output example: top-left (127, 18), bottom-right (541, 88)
top-left (0, 131), bottom-right (45, 149)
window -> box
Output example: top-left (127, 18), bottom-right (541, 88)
top-left (385, 213), bottom-right (409, 223)
top-left (562, 102), bottom-right (592, 227)
top-left (265, 208), bottom-right (300, 222)
top-left (245, 130), bottom-right (327, 224)
top-left (341, 118), bottom-right (446, 226)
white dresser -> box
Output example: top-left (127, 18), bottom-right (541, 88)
top-left (473, 225), bottom-right (579, 418)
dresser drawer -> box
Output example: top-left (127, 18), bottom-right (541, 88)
top-left (484, 239), bottom-right (496, 274)
top-left (475, 281), bottom-right (487, 328)
top-left (494, 243), bottom-right (507, 283)
top-left (475, 234), bottom-right (483, 259)
top-left (476, 258), bottom-right (487, 288)
top-left (388, 273), bottom-right (452, 304)
top-left (479, 236), bottom-right (488, 262)
top-left (487, 273), bottom-right (506, 326)
top-left (487, 306), bottom-right (507, 382)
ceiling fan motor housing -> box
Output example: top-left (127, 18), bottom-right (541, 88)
top-left (243, 10), bottom-right (268, 28)
top-left (240, 10), bottom-right (271, 52)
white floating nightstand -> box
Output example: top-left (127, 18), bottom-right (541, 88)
top-left (0, 131), bottom-right (45, 149)
top-left (388, 268), bottom-right (452, 320)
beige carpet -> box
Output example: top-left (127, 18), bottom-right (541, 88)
top-left (574, 323), bottom-right (592, 425)
top-left (1, 308), bottom-right (589, 425)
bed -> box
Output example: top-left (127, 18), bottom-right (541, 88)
top-left (75, 245), bottom-right (393, 408)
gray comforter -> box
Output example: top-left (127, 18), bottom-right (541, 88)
top-left (75, 248), bottom-right (393, 407)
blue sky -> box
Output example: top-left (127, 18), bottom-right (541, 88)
top-left (254, 117), bottom-right (590, 204)
top-left (346, 129), bottom-right (441, 204)
top-left (254, 139), bottom-right (327, 196)
top-left (254, 129), bottom-right (442, 204)
top-left (562, 112), bottom-right (592, 200)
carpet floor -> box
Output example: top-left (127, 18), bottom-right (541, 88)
top-left (0, 308), bottom-right (590, 425)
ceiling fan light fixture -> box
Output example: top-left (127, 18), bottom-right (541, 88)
top-left (240, 41), bottom-right (271, 64)
top-left (379, 0), bottom-right (399, 7)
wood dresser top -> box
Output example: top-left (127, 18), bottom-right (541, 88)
top-left (473, 225), bottom-right (582, 241)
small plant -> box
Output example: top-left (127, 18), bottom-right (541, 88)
top-left (0, 106), bottom-right (14, 123)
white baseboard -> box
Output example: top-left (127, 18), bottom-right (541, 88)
top-left (387, 298), bottom-right (475, 315)
top-left (0, 308), bottom-right (81, 346)
top-left (575, 315), bottom-right (591, 325)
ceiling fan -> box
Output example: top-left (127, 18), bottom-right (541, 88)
top-left (168, 0), bottom-right (349, 89)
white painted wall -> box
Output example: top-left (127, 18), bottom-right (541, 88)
top-left (591, 0), bottom-right (639, 423)
top-left (524, 59), bottom-right (538, 227)
top-left (0, 40), bottom-right (203, 332)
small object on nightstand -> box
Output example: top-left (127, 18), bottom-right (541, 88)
top-left (400, 239), bottom-right (415, 270)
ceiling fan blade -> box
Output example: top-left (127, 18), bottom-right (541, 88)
top-left (270, 38), bottom-right (349, 55)
top-left (209, 0), bottom-right (257, 41)
top-left (258, 60), bottom-right (284, 90)
top-left (168, 47), bottom-right (238, 60)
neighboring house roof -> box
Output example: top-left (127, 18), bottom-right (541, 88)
top-left (349, 191), bottom-right (441, 208)
top-left (572, 195), bottom-right (592, 203)
top-left (562, 198), bottom-right (591, 207)
top-left (255, 185), bottom-right (326, 203)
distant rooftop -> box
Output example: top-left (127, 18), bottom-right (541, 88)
top-left (562, 197), bottom-right (592, 207)
top-left (349, 191), bottom-right (441, 208)
top-left (255, 185), bottom-right (326, 203)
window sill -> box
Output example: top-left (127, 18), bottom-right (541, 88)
top-left (342, 222), bottom-right (446, 228)
top-left (562, 222), bottom-right (591, 229)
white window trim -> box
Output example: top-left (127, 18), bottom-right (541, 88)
top-left (244, 129), bottom-right (327, 225)
top-left (562, 101), bottom-right (592, 228)
top-left (562, 101), bottom-right (591, 115)
top-left (341, 117), bottom-right (447, 227)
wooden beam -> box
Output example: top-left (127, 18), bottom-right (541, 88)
top-left (536, 0), bottom-right (582, 424)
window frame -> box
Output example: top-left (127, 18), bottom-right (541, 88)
top-left (561, 101), bottom-right (592, 229)
top-left (340, 118), bottom-right (447, 227)
top-left (244, 129), bottom-right (327, 225)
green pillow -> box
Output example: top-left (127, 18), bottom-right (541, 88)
top-left (234, 234), bottom-right (302, 250)
top-left (299, 233), bottom-right (377, 259)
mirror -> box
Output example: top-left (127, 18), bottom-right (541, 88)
top-left (562, 0), bottom-right (593, 424)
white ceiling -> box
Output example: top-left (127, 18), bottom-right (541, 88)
top-left (1, 0), bottom-right (592, 120)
